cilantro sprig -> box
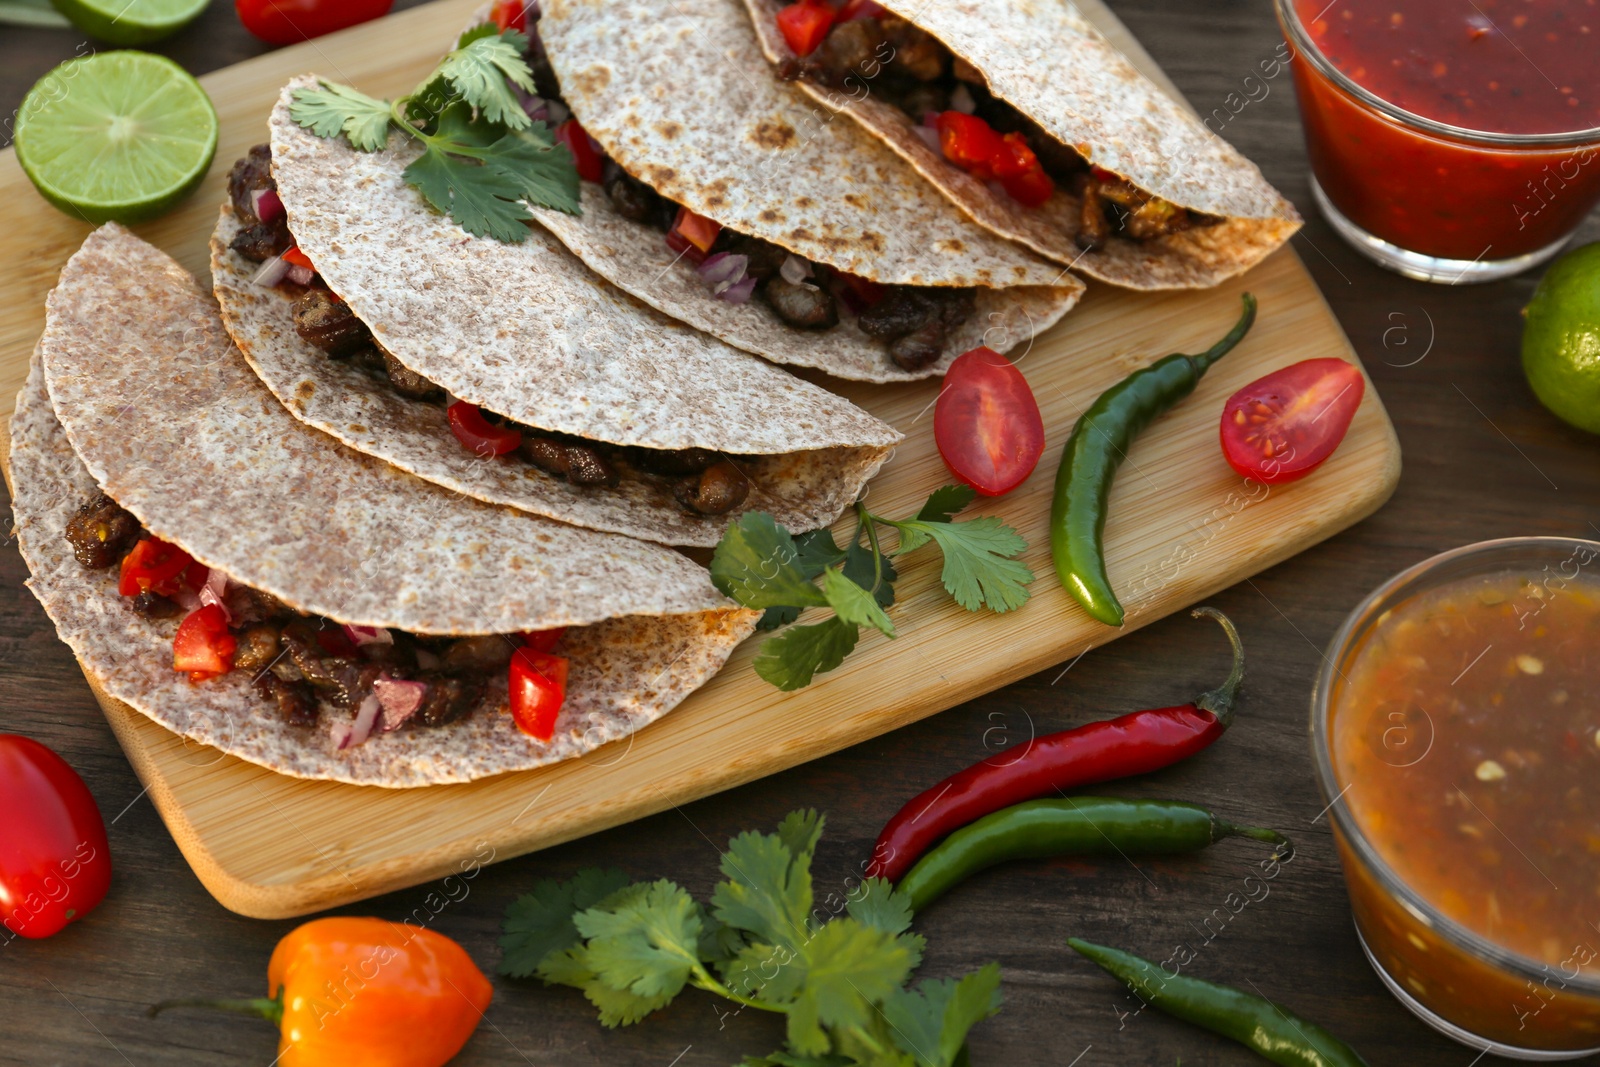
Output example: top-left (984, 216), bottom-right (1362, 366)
top-left (710, 485), bottom-right (1034, 690)
top-left (499, 811), bottom-right (1001, 1067)
top-left (288, 24), bottom-right (579, 242)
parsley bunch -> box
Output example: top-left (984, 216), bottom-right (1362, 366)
top-left (710, 485), bottom-right (1033, 690)
top-left (289, 24), bottom-right (580, 242)
top-left (499, 811), bottom-right (1001, 1066)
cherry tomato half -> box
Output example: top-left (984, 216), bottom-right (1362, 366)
top-left (118, 537), bottom-right (193, 597)
top-left (490, 0), bottom-right (527, 31)
top-left (520, 627), bottom-right (567, 654)
top-left (173, 604), bottom-right (236, 682)
top-left (448, 401), bottom-right (523, 458)
top-left (1219, 358), bottom-right (1365, 485)
top-left (0, 735), bottom-right (111, 939)
top-left (554, 119), bottom-right (606, 184)
top-left (510, 648), bottom-right (569, 741)
top-left (235, 0), bottom-right (394, 46)
top-left (933, 346), bottom-right (1045, 497)
top-left (665, 206), bottom-right (722, 263)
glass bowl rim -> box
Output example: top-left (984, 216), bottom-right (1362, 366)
top-left (1273, 0), bottom-right (1600, 149)
top-left (1310, 535), bottom-right (1600, 998)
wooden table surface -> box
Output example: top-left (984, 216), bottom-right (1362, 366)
top-left (3, 2), bottom-right (1598, 1065)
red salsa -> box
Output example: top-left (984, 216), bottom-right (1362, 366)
top-left (1284, 0), bottom-right (1600, 260)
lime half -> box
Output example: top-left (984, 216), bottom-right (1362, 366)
top-left (15, 52), bottom-right (218, 226)
top-left (49, 0), bottom-right (208, 46)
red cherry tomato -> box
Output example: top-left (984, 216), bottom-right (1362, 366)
top-left (281, 246), bottom-right (315, 271)
top-left (520, 627), bottom-right (567, 654)
top-left (509, 648), bottom-right (569, 741)
top-left (554, 119), bottom-right (606, 183)
top-left (117, 537), bottom-right (193, 597)
top-left (1219, 358), bottom-right (1365, 484)
top-left (234, 0), bottom-right (394, 46)
top-left (173, 604), bottom-right (236, 683)
top-left (935, 111), bottom-right (1005, 180)
top-left (776, 0), bottom-right (836, 56)
top-left (992, 133), bottom-right (1054, 207)
top-left (0, 735), bottom-right (111, 939)
top-left (665, 206), bottom-right (722, 263)
top-left (836, 0), bottom-right (887, 20)
top-left (447, 401), bottom-right (523, 458)
top-left (490, 0), bottom-right (527, 31)
top-left (933, 346), bottom-right (1045, 497)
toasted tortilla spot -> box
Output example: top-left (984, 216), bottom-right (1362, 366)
top-left (750, 119), bottom-right (797, 149)
top-left (571, 64), bottom-right (611, 94)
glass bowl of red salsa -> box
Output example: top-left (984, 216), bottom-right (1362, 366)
top-left (1275, 0), bottom-right (1600, 283)
top-left (1312, 537), bottom-right (1600, 1057)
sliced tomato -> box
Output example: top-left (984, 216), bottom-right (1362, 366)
top-left (935, 112), bottom-right (1005, 180)
top-left (509, 648), bottom-right (569, 741)
top-left (173, 605), bottom-right (236, 682)
top-left (280, 246), bottom-right (315, 271)
top-left (836, 0), bottom-right (887, 20)
top-left (520, 627), bottom-right (567, 654)
top-left (554, 119), bottom-right (605, 183)
top-left (933, 346), bottom-right (1045, 497)
top-left (992, 132), bottom-right (1054, 207)
top-left (665, 206), bottom-right (722, 263)
top-left (118, 537), bottom-right (194, 597)
top-left (490, 0), bottom-right (527, 31)
top-left (1219, 358), bottom-right (1365, 484)
top-left (448, 402), bottom-right (523, 458)
top-left (776, 0), bottom-right (836, 56)
top-left (834, 271), bottom-right (886, 312)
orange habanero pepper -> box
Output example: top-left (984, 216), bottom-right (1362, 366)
top-left (149, 916), bottom-right (492, 1067)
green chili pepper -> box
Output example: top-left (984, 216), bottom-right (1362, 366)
top-left (1051, 294), bottom-right (1259, 626)
top-left (1068, 939), bottom-right (1369, 1066)
top-left (896, 796), bottom-right (1288, 912)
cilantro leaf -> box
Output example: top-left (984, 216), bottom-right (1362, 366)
top-left (823, 567), bottom-right (895, 638)
top-left (289, 83), bottom-right (392, 151)
top-left (456, 21), bottom-right (500, 48)
top-left (499, 867), bottom-right (633, 977)
top-left (711, 827), bottom-right (814, 949)
top-left (741, 1054), bottom-right (852, 1067)
top-left (775, 809), bottom-right (824, 868)
top-left (436, 29), bottom-right (536, 128)
top-left (846, 878), bottom-right (914, 936)
top-left (917, 484), bottom-right (978, 524)
top-left (405, 141), bottom-right (534, 243)
top-left (758, 529), bottom-right (847, 630)
top-left (488, 124), bottom-right (581, 215)
top-left (538, 945), bottom-right (675, 1027)
top-left (753, 617), bottom-right (859, 690)
top-left (713, 513), bottom-right (832, 611)
top-left (843, 538), bottom-right (896, 609)
top-left (786, 918), bottom-right (916, 1056)
top-left (572, 879), bottom-right (705, 1000)
top-left (882, 964), bottom-right (1002, 1067)
top-left (887, 517), bottom-right (1033, 613)
top-left (721, 939), bottom-right (807, 1004)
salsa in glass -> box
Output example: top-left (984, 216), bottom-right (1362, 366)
top-left (1322, 553), bottom-right (1600, 1053)
top-left (1278, 0), bottom-right (1600, 276)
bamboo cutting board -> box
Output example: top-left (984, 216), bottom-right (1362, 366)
top-left (0, 0), bottom-right (1399, 918)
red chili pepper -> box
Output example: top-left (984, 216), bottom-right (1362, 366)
top-left (867, 608), bottom-right (1245, 883)
top-left (174, 604), bottom-right (237, 683)
top-left (554, 119), bottom-right (605, 183)
top-left (510, 647), bottom-right (568, 741)
top-left (776, 0), bottom-right (836, 56)
top-left (447, 401), bottom-right (522, 458)
top-left (490, 0), bottom-right (527, 31)
top-left (0, 734), bottom-right (112, 939)
top-left (118, 536), bottom-right (193, 597)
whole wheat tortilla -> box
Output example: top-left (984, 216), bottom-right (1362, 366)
top-left (17, 225), bottom-right (760, 786)
top-left (534, 0), bottom-right (1076, 299)
top-left (743, 0), bottom-right (1302, 289)
top-left (214, 206), bottom-right (881, 545)
top-left (265, 83), bottom-right (898, 545)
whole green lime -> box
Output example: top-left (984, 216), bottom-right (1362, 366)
top-left (1522, 242), bottom-right (1600, 434)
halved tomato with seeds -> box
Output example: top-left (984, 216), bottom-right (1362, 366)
top-left (1219, 358), bottom-right (1364, 485)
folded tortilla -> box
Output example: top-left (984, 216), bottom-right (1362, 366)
top-left (531, 0), bottom-right (1084, 382)
top-left (15, 225), bottom-right (760, 787)
top-left (234, 81), bottom-right (899, 547)
top-left (743, 0), bottom-right (1302, 289)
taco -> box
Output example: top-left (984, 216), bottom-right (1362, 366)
top-left (744, 0), bottom-right (1301, 289)
top-left (510, 0), bottom-right (1082, 382)
top-left (213, 88), bottom-right (900, 548)
top-left (15, 224), bottom-right (760, 787)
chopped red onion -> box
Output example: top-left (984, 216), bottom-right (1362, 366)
top-left (173, 587), bottom-right (202, 613)
top-left (720, 276), bottom-right (757, 304)
top-left (414, 647), bottom-right (441, 671)
top-left (780, 254), bottom-right (813, 286)
top-left (332, 693), bottom-right (383, 750)
top-left (285, 264), bottom-right (315, 286)
top-left (374, 675), bottom-right (428, 732)
top-left (912, 125), bottom-right (940, 152)
top-left (251, 255), bottom-right (290, 288)
top-left (198, 568), bottom-right (230, 620)
top-left (251, 187), bottom-right (285, 224)
top-left (342, 624), bottom-right (393, 648)
top-left (513, 84), bottom-right (549, 122)
top-left (697, 251), bottom-right (747, 286)
top-left (922, 110), bottom-right (941, 128)
top-left (950, 84), bottom-right (976, 114)
top-left (545, 99), bottom-right (569, 126)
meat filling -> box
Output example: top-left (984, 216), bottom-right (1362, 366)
top-left (225, 148), bottom-right (752, 516)
top-left (791, 16), bottom-right (1219, 248)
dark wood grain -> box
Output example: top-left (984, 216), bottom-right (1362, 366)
top-left (2, 1), bottom-right (1598, 1064)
